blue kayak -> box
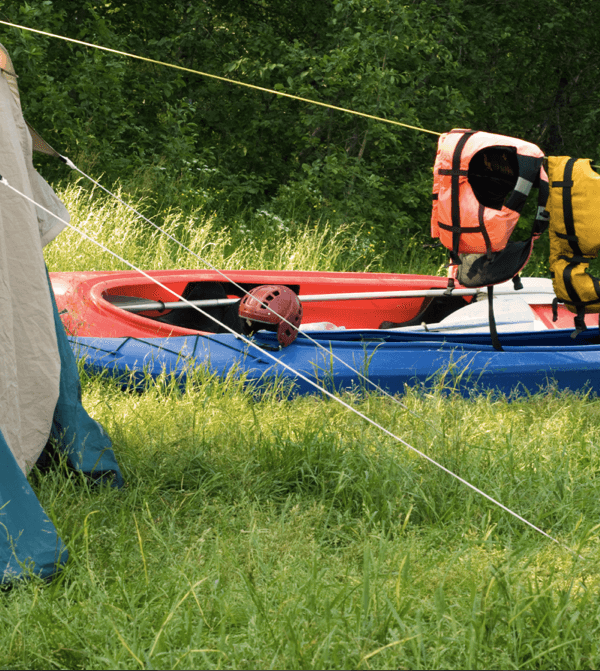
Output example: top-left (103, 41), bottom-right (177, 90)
top-left (69, 326), bottom-right (600, 398)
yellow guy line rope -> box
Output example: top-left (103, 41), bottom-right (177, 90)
top-left (0, 20), bottom-right (441, 137)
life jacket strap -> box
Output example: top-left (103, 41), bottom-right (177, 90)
top-left (556, 295), bottom-right (600, 308)
top-left (438, 205), bottom-right (493, 259)
top-left (560, 255), bottom-right (590, 311)
top-left (449, 130), bottom-right (478, 261)
top-left (532, 168), bottom-right (550, 237)
top-left (547, 298), bottom-right (595, 340)
top-left (488, 285), bottom-right (503, 351)
top-left (556, 157), bottom-right (583, 257)
top-left (552, 297), bottom-right (560, 323)
top-left (554, 255), bottom-right (600, 335)
top-left (572, 309), bottom-right (587, 339)
top-left (553, 230), bottom-right (579, 242)
top-left (438, 168), bottom-right (469, 177)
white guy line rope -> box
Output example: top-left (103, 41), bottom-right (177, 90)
top-left (63, 157), bottom-right (442, 432)
top-left (0, 175), bottom-right (582, 559)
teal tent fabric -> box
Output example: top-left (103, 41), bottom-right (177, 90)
top-left (41, 268), bottom-right (124, 488)
top-left (0, 427), bottom-right (68, 584)
top-left (0, 269), bottom-right (123, 584)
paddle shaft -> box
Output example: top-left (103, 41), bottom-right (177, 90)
top-left (110, 287), bottom-right (555, 313)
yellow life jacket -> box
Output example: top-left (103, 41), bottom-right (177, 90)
top-left (547, 156), bottom-right (600, 333)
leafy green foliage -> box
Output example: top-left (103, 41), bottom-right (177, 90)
top-left (1, 0), bottom-right (600, 261)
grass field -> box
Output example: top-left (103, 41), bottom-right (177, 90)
top-left (5, 181), bottom-right (600, 669)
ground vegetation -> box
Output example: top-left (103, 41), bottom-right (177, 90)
top-left (2, 3), bottom-right (600, 668)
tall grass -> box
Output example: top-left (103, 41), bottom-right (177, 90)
top-left (7, 178), bottom-right (600, 669)
top-left (8, 370), bottom-right (600, 670)
top-left (44, 181), bottom-right (387, 274)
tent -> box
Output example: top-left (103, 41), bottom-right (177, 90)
top-left (0, 44), bottom-right (123, 584)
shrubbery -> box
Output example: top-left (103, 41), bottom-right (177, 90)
top-left (2, 0), bottom-right (599, 262)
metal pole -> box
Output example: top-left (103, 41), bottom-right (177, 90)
top-left (109, 286), bottom-right (555, 313)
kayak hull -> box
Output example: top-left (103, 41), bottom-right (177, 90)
top-left (68, 327), bottom-right (600, 398)
top-left (52, 269), bottom-right (600, 398)
top-left (51, 269), bottom-right (459, 337)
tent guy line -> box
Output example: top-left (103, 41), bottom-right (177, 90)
top-left (26, 104), bottom-right (448, 450)
top-left (62, 157), bottom-right (443, 433)
top-left (0, 19), bottom-right (441, 137)
top-left (64, 156), bottom-right (541, 447)
top-left (0, 174), bottom-right (582, 560)
top-left (0, 26), bottom-right (585, 558)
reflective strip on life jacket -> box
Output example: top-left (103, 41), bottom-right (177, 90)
top-left (548, 156), bottom-right (600, 319)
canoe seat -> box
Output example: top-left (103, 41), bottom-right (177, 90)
top-left (155, 282), bottom-right (245, 334)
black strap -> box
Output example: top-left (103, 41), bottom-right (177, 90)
top-left (478, 203), bottom-right (492, 259)
top-left (558, 296), bottom-right (600, 308)
top-left (558, 254), bottom-right (591, 265)
top-left (591, 272), bottom-right (600, 299)
top-left (512, 274), bottom-right (523, 291)
top-left (437, 222), bottom-right (488, 233)
top-left (488, 285), bottom-right (503, 351)
top-left (560, 255), bottom-right (600, 335)
top-left (552, 292), bottom-right (589, 339)
top-left (558, 251), bottom-right (600, 309)
top-left (449, 131), bottom-right (477, 260)
top-left (532, 167), bottom-right (550, 237)
top-left (438, 168), bottom-right (469, 176)
top-left (561, 158), bottom-right (583, 257)
top-left (554, 230), bottom-right (579, 242)
top-left (572, 308), bottom-right (587, 339)
top-left (562, 258), bottom-right (585, 308)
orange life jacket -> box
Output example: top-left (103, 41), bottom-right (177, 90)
top-left (431, 129), bottom-right (549, 287)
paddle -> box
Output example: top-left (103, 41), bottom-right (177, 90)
top-left (105, 294), bottom-right (238, 312)
top-left (105, 286), bottom-right (556, 313)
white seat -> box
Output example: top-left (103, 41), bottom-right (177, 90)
top-left (392, 295), bottom-right (547, 334)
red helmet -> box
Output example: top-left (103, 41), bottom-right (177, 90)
top-left (239, 285), bottom-right (303, 347)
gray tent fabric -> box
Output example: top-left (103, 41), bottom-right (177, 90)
top-left (0, 50), bottom-right (63, 472)
top-left (0, 47), bottom-right (66, 245)
top-left (0, 44), bottom-right (123, 583)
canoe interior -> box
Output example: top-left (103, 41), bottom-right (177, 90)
top-left (50, 269), bottom-right (588, 339)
